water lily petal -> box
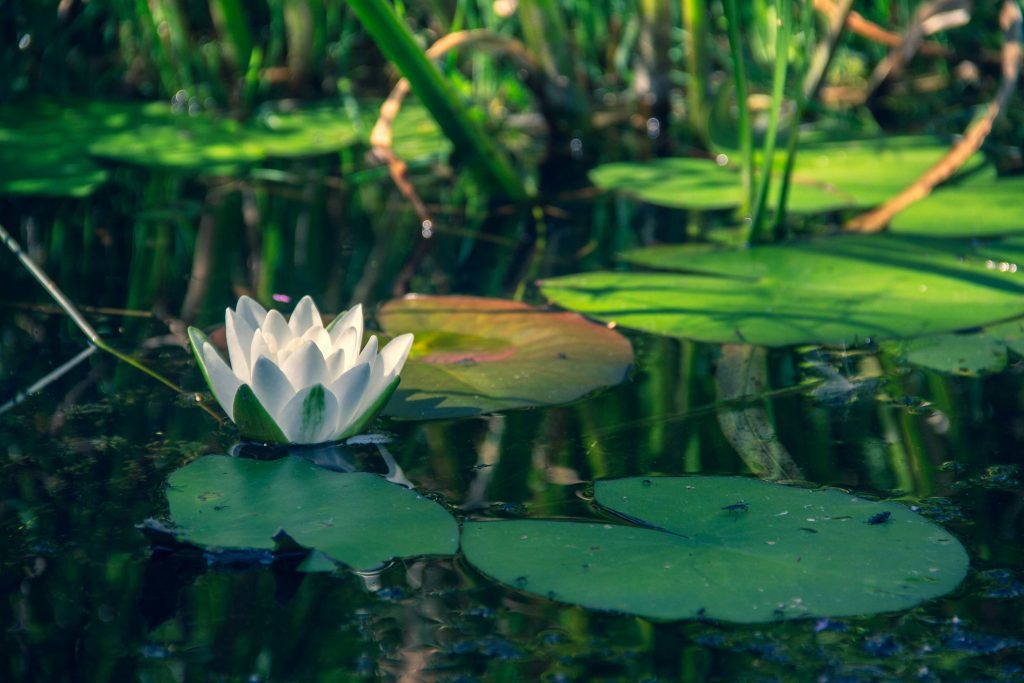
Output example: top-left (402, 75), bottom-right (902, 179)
top-left (281, 340), bottom-right (329, 390)
top-left (250, 329), bottom-right (272, 366)
top-left (262, 309), bottom-right (294, 350)
top-left (339, 376), bottom-right (400, 441)
top-left (329, 362), bottom-right (371, 429)
top-left (356, 335), bottom-right (379, 366)
top-left (380, 333), bottom-right (414, 377)
top-left (359, 354), bottom-right (387, 415)
top-left (235, 295), bottom-right (268, 329)
top-left (250, 355), bottom-right (295, 420)
top-left (277, 383), bottom-right (340, 444)
top-left (302, 326), bottom-right (334, 358)
top-left (289, 295), bottom-right (322, 336)
top-left (188, 327), bottom-right (242, 420)
top-left (324, 348), bottom-right (347, 382)
top-left (225, 308), bottom-right (256, 383)
top-left (327, 303), bottom-right (363, 344)
top-left (335, 327), bottom-right (359, 372)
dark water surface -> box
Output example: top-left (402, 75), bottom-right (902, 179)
top-left (2, 161), bottom-right (1024, 681)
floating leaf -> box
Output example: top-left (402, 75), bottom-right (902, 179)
top-left (88, 104), bottom-right (267, 172)
top-left (0, 100), bottom-right (134, 196)
top-left (890, 166), bottom-right (1024, 237)
top-left (247, 104), bottom-right (364, 158)
top-left (590, 137), bottom-right (974, 214)
top-left (882, 318), bottom-right (1024, 376)
top-left (0, 99), bottom-right (450, 196)
top-left (463, 476), bottom-right (968, 623)
top-left (540, 235), bottom-right (1024, 347)
top-left (590, 157), bottom-right (749, 211)
top-left (377, 295), bottom-right (633, 419)
top-left (165, 455), bottom-right (458, 570)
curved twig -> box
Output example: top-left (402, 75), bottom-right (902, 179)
top-left (846, 0), bottom-right (1021, 233)
top-left (370, 29), bottom-right (539, 227)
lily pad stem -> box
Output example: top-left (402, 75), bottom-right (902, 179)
top-left (0, 222), bottom-right (221, 422)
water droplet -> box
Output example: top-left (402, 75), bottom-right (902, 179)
top-left (569, 138), bottom-right (584, 159)
top-left (421, 219), bottom-right (433, 239)
top-left (715, 154), bottom-right (729, 166)
top-left (646, 117), bottom-right (661, 139)
top-left (18, 34), bottom-right (31, 50)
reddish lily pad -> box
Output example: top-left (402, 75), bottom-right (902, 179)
top-left (377, 295), bottom-right (633, 419)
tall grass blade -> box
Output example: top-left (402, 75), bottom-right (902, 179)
top-left (682, 0), bottom-right (710, 140)
top-left (208, 0), bottom-right (253, 72)
top-left (748, 0), bottom-right (792, 243)
top-left (347, 0), bottom-right (528, 200)
top-left (722, 0), bottom-right (753, 215)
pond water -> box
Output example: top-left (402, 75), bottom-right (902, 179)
top-left (2, 127), bottom-right (1024, 682)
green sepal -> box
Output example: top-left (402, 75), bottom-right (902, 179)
top-left (187, 326), bottom-right (217, 393)
top-left (325, 312), bottom-right (345, 334)
top-left (337, 377), bottom-right (400, 441)
top-left (233, 384), bottom-right (289, 444)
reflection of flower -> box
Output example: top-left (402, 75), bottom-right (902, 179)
top-left (188, 296), bottom-right (413, 445)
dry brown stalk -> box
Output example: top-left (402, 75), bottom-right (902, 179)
top-left (812, 0), bottom-right (953, 58)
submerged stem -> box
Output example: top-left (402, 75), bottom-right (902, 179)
top-left (0, 223), bottom-right (221, 421)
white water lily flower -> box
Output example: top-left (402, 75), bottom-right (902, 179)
top-left (188, 295), bottom-right (413, 445)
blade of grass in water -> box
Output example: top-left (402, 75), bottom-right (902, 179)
top-left (682, 0), bottom-right (710, 141)
top-left (347, 0), bottom-right (528, 200)
top-left (774, 2), bottom-right (822, 238)
top-left (722, 0), bottom-right (753, 217)
top-left (748, 0), bottom-right (792, 243)
top-left (208, 0), bottom-right (253, 72)
top-left (0, 223), bottom-right (222, 421)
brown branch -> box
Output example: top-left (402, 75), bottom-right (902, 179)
top-left (813, 0), bottom-right (953, 58)
top-left (846, 0), bottom-right (1021, 233)
top-left (863, 0), bottom-right (972, 100)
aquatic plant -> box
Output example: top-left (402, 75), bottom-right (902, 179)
top-left (188, 295), bottom-right (413, 445)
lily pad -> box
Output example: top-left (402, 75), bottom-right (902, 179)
top-left (890, 165), bottom-right (1024, 237)
top-left (165, 454), bottom-right (459, 570)
top-left (539, 235), bottom-right (1024, 347)
top-left (590, 137), bottom-right (970, 214)
top-left (377, 295), bottom-right (633, 419)
top-left (462, 476), bottom-right (968, 623)
top-left (88, 104), bottom-right (267, 172)
top-left (882, 318), bottom-right (1024, 376)
top-left (0, 100), bottom-right (137, 196)
top-left (0, 99), bottom-right (450, 196)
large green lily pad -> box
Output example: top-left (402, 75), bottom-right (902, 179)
top-left (462, 476), bottom-right (968, 623)
top-left (165, 454), bottom-right (459, 570)
top-left (539, 235), bottom-right (1024, 347)
top-left (378, 295), bottom-right (633, 419)
top-left (0, 100), bottom-right (137, 196)
top-left (590, 137), bottom-right (969, 214)
top-left (890, 165), bottom-right (1024, 237)
top-left (882, 318), bottom-right (1024, 376)
top-left (0, 99), bottom-right (449, 196)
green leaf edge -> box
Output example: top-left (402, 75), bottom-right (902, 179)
top-left (233, 385), bottom-right (289, 444)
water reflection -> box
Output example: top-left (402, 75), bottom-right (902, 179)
top-left (2, 181), bottom-right (1023, 682)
